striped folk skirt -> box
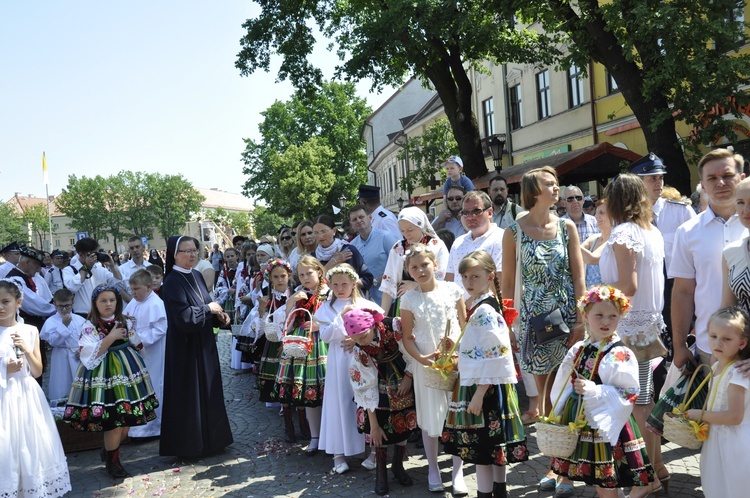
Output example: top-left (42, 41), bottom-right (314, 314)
top-left (274, 327), bottom-right (327, 407)
top-left (256, 339), bottom-right (283, 402)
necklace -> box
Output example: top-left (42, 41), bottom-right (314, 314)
top-left (180, 272), bottom-right (206, 305)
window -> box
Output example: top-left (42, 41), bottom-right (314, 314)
top-left (509, 85), bottom-right (522, 130)
top-left (69, 238), bottom-right (75, 246)
top-left (606, 70), bottom-right (619, 94)
top-left (536, 70), bottom-right (551, 120)
top-left (53, 223), bottom-right (59, 229)
top-left (54, 239), bottom-right (60, 247)
top-left (482, 98), bottom-right (495, 137)
top-left (568, 63), bottom-right (584, 108)
top-left (728, 2), bottom-right (746, 44)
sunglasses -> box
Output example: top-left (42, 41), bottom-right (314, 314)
top-left (565, 195), bottom-right (583, 203)
top-left (460, 207), bottom-right (490, 218)
top-left (280, 236), bottom-right (293, 241)
top-left (446, 196), bottom-right (463, 202)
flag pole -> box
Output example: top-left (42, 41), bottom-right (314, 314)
top-left (43, 152), bottom-right (53, 251)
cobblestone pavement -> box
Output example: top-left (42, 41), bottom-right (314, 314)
top-left (61, 331), bottom-right (705, 497)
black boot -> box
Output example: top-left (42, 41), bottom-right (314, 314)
top-left (391, 444), bottom-right (413, 486)
top-left (297, 409), bottom-right (311, 440)
top-left (492, 482), bottom-right (507, 498)
top-left (282, 406), bottom-right (296, 443)
top-left (375, 447), bottom-right (389, 496)
top-left (105, 448), bottom-right (127, 478)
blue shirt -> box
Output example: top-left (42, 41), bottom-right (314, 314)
top-left (443, 175), bottom-right (475, 195)
top-left (350, 228), bottom-right (399, 307)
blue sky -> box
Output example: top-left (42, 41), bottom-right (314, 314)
top-left (0, 1), bottom-right (393, 203)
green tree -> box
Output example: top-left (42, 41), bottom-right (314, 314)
top-left (248, 206), bottom-right (291, 240)
top-left (55, 175), bottom-right (110, 241)
top-left (398, 119), bottom-right (458, 196)
top-left (227, 211), bottom-right (252, 236)
top-left (237, 1), bottom-right (555, 180)
top-left (150, 174), bottom-right (205, 244)
top-left (0, 203), bottom-right (25, 247)
top-left (240, 81), bottom-right (370, 218)
top-left (519, 0), bottom-right (750, 193)
top-left (119, 171), bottom-right (156, 240)
top-left (20, 203), bottom-right (52, 249)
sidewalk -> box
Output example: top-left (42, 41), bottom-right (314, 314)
top-left (63, 331), bottom-right (705, 497)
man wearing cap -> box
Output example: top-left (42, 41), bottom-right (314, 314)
top-left (561, 185), bottom-right (599, 243)
top-left (349, 204), bottom-right (399, 307)
top-left (489, 175), bottom-right (524, 229)
top-left (358, 184), bottom-right (400, 238)
top-left (431, 185), bottom-right (467, 238)
top-left (63, 237), bottom-right (122, 316)
top-left (6, 247), bottom-right (56, 330)
top-left (0, 242), bottom-right (21, 279)
top-left (45, 250), bottom-right (69, 294)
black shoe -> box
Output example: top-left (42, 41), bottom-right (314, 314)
top-left (105, 448), bottom-right (127, 478)
top-left (407, 428), bottom-right (421, 444)
top-left (282, 407), bottom-right (296, 443)
top-left (391, 445), bottom-right (413, 487)
top-left (375, 447), bottom-right (389, 496)
top-left (493, 482), bottom-right (507, 498)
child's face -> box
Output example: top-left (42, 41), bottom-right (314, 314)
top-left (709, 318), bottom-right (748, 362)
top-left (54, 299), bottom-right (73, 317)
top-left (130, 284), bottom-right (152, 302)
top-left (256, 251), bottom-right (271, 266)
top-left (330, 273), bottom-right (355, 300)
top-left (406, 253), bottom-right (436, 286)
top-left (0, 289), bottom-right (21, 323)
top-left (270, 266), bottom-right (290, 291)
top-left (445, 162), bottom-right (462, 180)
top-left (460, 266), bottom-right (493, 300)
top-left (582, 300), bottom-right (620, 342)
top-left (151, 273), bottom-right (163, 287)
top-left (351, 327), bottom-right (374, 346)
top-left (225, 251), bottom-right (238, 267)
top-left (95, 291), bottom-right (118, 317)
top-left (297, 264), bottom-right (320, 290)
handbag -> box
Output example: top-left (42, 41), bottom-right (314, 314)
top-left (621, 330), bottom-right (667, 362)
top-left (530, 308), bottom-right (570, 345)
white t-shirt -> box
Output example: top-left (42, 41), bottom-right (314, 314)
top-left (446, 224), bottom-right (504, 292)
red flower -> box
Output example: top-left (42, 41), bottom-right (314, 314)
top-left (614, 350), bottom-right (631, 362)
top-left (357, 409), bottom-right (366, 426)
top-left (80, 408), bottom-right (89, 420)
top-left (392, 414), bottom-right (407, 433)
top-left (579, 463), bottom-right (591, 475)
top-left (512, 445), bottom-right (526, 460)
top-left (639, 472), bottom-right (650, 484)
top-left (441, 431), bottom-right (450, 443)
top-left (351, 369), bottom-right (361, 383)
top-left (292, 385), bottom-right (300, 399)
top-left (405, 411), bottom-right (417, 430)
top-left (612, 446), bottom-right (625, 461)
top-left (601, 464), bottom-right (614, 477)
top-left (304, 387), bottom-right (316, 400)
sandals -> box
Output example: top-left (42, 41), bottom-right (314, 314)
top-left (521, 410), bottom-right (540, 425)
top-left (555, 483), bottom-right (575, 497)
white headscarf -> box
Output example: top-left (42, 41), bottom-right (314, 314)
top-left (397, 206), bottom-right (438, 240)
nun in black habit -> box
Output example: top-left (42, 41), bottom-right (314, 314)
top-left (159, 236), bottom-right (233, 457)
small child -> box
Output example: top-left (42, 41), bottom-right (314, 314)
top-left (345, 308), bottom-right (415, 496)
top-left (685, 307), bottom-right (750, 498)
top-left (442, 251), bottom-right (527, 498)
top-left (549, 285), bottom-right (653, 498)
top-left (145, 265), bottom-right (164, 300)
top-left (64, 284), bottom-right (158, 478)
top-left (123, 269), bottom-right (167, 439)
top-left (40, 288), bottom-right (86, 402)
top-left (399, 243), bottom-right (468, 493)
top-left (0, 278), bottom-right (71, 497)
top-left (442, 155), bottom-right (475, 196)
top-left (214, 247), bottom-right (239, 323)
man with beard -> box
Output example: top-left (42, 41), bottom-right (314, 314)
top-left (489, 175), bottom-right (523, 229)
top-left (431, 185), bottom-right (467, 238)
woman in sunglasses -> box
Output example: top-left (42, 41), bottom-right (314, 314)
top-left (276, 226), bottom-right (297, 260)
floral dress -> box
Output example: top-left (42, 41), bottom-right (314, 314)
top-left (254, 289), bottom-right (289, 402)
top-left (442, 295), bottom-right (528, 465)
top-left (349, 318), bottom-right (416, 444)
top-left (549, 336), bottom-right (653, 488)
top-left (510, 220), bottom-right (576, 375)
top-left (64, 317), bottom-right (159, 431)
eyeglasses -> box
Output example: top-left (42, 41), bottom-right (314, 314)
top-left (565, 195), bottom-right (584, 203)
top-left (460, 207), bottom-right (490, 218)
top-left (55, 304), bottom-right (73, 310)
top-left (177, 249), bottom-right (199, 255)
top-left (280, 236), bottom-right (293, 241)
top-left (446, 196), bottom-right (463, 202)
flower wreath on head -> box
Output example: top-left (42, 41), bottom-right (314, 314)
top-left (91, 285), bottom-right (120, 302)
top-left (264, 259), bottom-right (293, 282)
top-left (577, 285), bottom-right (631, 314)
top-left (326, 265), bottom-right (359, 283)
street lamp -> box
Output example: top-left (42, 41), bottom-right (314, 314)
top-left (397, 197), bottom-right (404, 210)
top-left (338, 195), bottom-right (347, 209)
top-left (488, 133), bottom-right (507, 172)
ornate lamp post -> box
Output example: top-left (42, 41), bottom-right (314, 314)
top-left (488, 133), bottom-right (507, 172)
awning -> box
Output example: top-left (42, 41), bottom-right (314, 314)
top-left (415, 142), bottom-right (641, 202)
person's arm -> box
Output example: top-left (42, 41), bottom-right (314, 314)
top-left (12, 329), bottom-right (43, 378)
top-left (611, 242), bottom-right (638, 296)
top-left (671, 277), bottom-right (697, 369)
top-left (400, 308), bottom-right (437, 366)
top-left (720, 257), bottom-right (739, 308)
top-left (579, 235), bottom-right (597, 265)
top-left (431, 207), bottom-right (452, 230)
top-left (687, 383), bottom-right (746, 425)
top-left (202, 268), bottom-right (215, 292)
top-left (565, 219), bottom-right (586, 345)
top-left (500, 227), bottom-right (516, 300)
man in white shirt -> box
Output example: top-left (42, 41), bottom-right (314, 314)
top-left (670, 148), bottom-right (747, 368)
top-left (63, 237), bottom-right (123, 316)
top-left (44, 250), bottom-right (69, 294)
top-left (446, 191), bottom-right (504, 292)
top-left (119, 236), bottom-right (152, 302)
top-left (358, 184), bottom-right (400, 238)
top-left (0, 242), bottom-right (21, 278)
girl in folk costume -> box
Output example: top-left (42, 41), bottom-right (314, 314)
top-left (442, 251), bottom-right (528, 498)
top-left (64, 284), bottom-right (159, 477)
top-left (213, 247), bottom-right (239, 323)
top-left (315, 264), bottom-right (376, 474)
top-left (549, 285), bottom-right (654, 498)
top-left (273, 255), bottom-right (328, 453)
top-left (254, 260), bottom-right (292, 409)
top-left (685, 307), bottom-right (750, 498)
top-left (346, 308), bottom-right (416, 496)
top-left (399, 244), bottom-right (468, 493)
top-left (235, 244), bottom-right (271, 370)
top-left (0, 278), bottom-right (71, 498)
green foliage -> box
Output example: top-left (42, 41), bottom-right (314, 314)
top-left (248, 206), bottom-right (292, 240)
top-left (20, 203), bottom-right (51, 249)
top-left (149, 174), bottom-right (205, 244)
top-left (119, 171), bottom-right (156, 240)
top-left (55, 175), bottom-right (110, 241)
top-left (241, 81), bottom-right (370, 219)
top-left (227, 211), bottom-right (253, 236)
top-left (397, 119), bottom-right (458, 196)
top-left (0, 203), bottom-right (25, 247)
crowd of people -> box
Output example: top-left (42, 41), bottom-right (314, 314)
top-left (1, 148), bottom-right (750, 498)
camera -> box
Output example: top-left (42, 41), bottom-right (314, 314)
top-left (96, 252), bottom-right (110, 263)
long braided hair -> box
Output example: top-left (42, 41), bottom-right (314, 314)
top-left (457, 250), bottom-right (505, 312)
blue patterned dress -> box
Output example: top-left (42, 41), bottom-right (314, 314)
top-left (510, 219), bottom-right (576, 375)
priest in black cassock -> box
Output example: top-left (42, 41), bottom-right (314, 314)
top-left (159, 236), bottom-right (233, 457)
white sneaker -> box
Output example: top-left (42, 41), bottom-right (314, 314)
top-left (361, 457), bottom-right (376, 471)
top-left (332, 462), bottom-right (349, 474)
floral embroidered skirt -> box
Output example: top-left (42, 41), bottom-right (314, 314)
top-left (442, 381), bottom-right (528, 465)
top-left (274, 327), bottom-right (327, 407)
top-left (64, 343), bottom-right (158, 431)
top-left (552, 395), bottom-right (654, 488)
top-left (355, 351), bottom-right (416, 445)
top-left (256, 339), bottom-right (283, 402)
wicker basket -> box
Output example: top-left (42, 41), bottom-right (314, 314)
top-left (535, 364), bottom-right (583, 459)
top-left (663, 364), bottom-right (711, 450)
top-left (423, 365), bottom-right (458, 391)
top-left (264, 314), bottom-right (281, 342)
top-left (56, 420), bottom-right (104, 453)
top-left (282, 308), bottom-right (314, 358)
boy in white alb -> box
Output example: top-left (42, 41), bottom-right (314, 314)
top-left (123, 269), bottom-right (167, 438)
top-left (39, 288), bottom-right (86, 401)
